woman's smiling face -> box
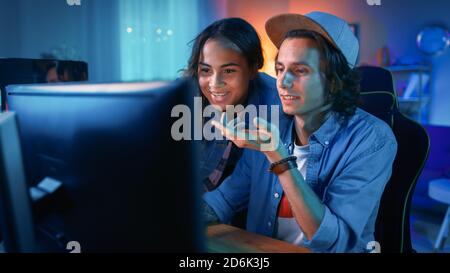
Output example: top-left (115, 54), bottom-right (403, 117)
top-left (197, 38), bottom-right (256, 111)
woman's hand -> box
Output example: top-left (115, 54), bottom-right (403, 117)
top-left (211, 114), bottom-right (289, 163)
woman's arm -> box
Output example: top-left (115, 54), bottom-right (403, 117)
top-left (203, 200), bottom-right (220, 224)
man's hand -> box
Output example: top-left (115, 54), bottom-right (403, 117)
top-left (211, 115), bottom-right (276, 151)
top-left (211, 115), bottom-right (289, 162)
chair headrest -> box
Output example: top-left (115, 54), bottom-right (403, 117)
top-left (357, 66), bottom-right (396, 94)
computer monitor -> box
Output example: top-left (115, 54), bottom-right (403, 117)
top-left (0, 58), bottom-right (88, 111)
top-left (4, 79), bottom-right (203, 252)
top-left (0, 112), bottom-right (37, 252)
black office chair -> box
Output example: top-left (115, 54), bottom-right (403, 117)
top-left (357, 66), bottom-right (430, 252)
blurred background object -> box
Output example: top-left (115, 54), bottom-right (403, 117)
top-left (417, 26), bottom-right (449, 56)
top-left (0, 58), bottom-right (88, 111)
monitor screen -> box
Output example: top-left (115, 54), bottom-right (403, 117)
top-left (4, 79), bottom-right (203, 252)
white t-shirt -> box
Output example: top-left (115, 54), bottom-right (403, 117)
top-left (275, 143), bottom-right (309, 246)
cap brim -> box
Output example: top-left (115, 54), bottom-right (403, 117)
top-left (265, 13), bottom-right (337, 49)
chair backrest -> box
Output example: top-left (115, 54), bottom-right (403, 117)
top-left (357, 66), bottom-right (430, 252)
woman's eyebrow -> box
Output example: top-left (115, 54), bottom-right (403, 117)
top-left (221, 63), bottom-right (240, 68)
top-left (198, 62), bottom-right (211, 67)
top-left (198, 62), bottom-right (240, 68)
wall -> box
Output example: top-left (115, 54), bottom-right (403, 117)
top-left (0, 0), bottom-right (20, 58)
top-left (0, 0), bottom-right (121, 82)
top-left (16, 0), bottom-right (85, 60)
top-left (14, 0), bottom-right (121, 82)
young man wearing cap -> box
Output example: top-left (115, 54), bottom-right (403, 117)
top-left (204, 12), bottom-right (397, 253)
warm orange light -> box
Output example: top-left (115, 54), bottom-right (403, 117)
top-left (261, 37), bottom-right (277, 77)
top-left (223, 0), bottom-right (349, 77)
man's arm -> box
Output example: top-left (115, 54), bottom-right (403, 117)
top-left (266, 134), bottom-right (397, 252)
top-left (264, 147), bottom-right (325, 241)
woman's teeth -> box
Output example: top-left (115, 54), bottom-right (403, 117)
top-left (282, 95), bottom-right (298, 100)
top-left (211, 92), bottom-right (228, 97)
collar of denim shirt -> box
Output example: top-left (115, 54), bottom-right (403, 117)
top-left (282, 110), bottom-right (345, 154)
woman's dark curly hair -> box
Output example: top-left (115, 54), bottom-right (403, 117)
top-left (184, 17), bottom-right (264, 78)
top-left (282, 29), bottom-right (361, 116)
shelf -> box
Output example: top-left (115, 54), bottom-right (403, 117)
top-left (384, 65), bottom-right (431, 124)
top-left (385, 65), bottom-right (431, 72)
top-left (398, 96), bottom-right (430, 103)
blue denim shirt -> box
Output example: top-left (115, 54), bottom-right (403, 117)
top-left (200, 72), bottom-right (289, 190)
top-left (204, 108), bottom-right (397, 252)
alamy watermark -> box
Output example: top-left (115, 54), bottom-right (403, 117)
top-left (170, 97), bottom-right (281, 152)
top-left (367, 241), bottom-right (381, 253)
top-left (66, 0), bottom-right (81, 6)
top-left (66, 241), bottom-right (81, 253)
top-left (366, 0), bottom-right (381, 6)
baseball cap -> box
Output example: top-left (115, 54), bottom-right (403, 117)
top-left (265, 11), bottom-right (359, 67)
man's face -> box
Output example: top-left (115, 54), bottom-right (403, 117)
top-left (275, 38), bottom-right (326, 117)
top-left (197, 38), bottom-right (255, 111)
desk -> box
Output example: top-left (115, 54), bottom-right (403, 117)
top-left (206, 224), bottom-right (309, 253)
